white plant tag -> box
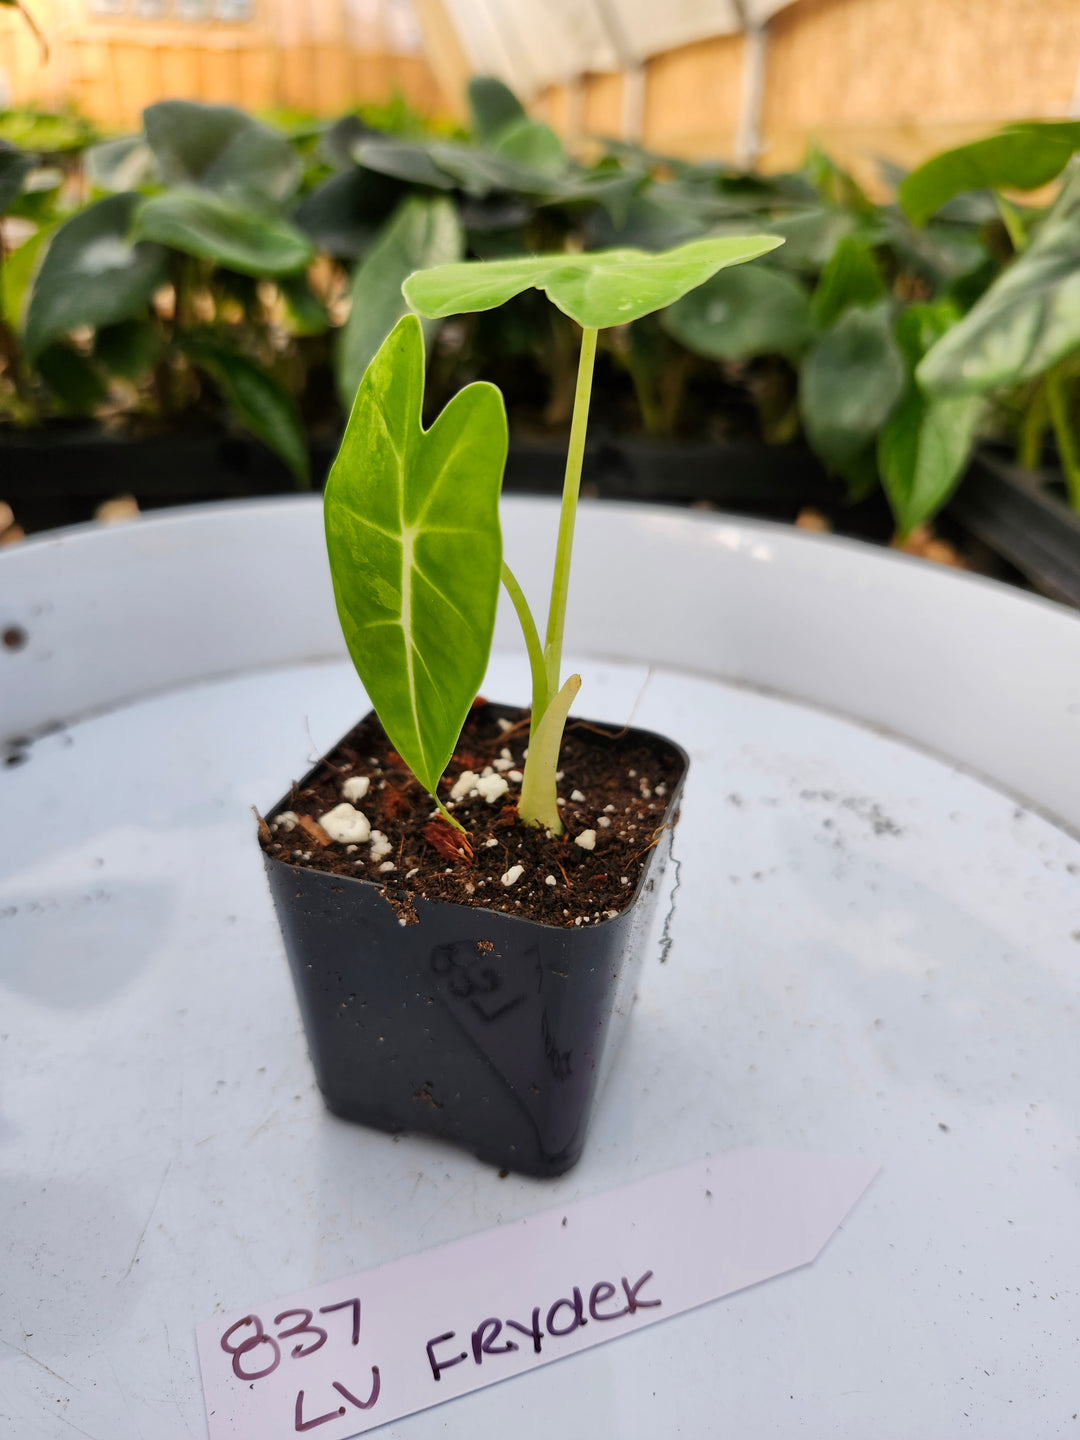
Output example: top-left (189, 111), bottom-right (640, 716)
top-left (197, 1149), bottom-right (877, 1439)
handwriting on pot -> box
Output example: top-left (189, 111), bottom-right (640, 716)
top-left (196, 1150), bottom-right (879, 1440)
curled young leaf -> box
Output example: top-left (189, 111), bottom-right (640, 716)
top-left (324, 315), bottom-right (508, 800)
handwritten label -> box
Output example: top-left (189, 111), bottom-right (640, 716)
top-left (197, 1149), bottom-right (878, 1439)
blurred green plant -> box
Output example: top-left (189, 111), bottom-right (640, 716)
top-left (3, 91), bottom-right (1080, 531)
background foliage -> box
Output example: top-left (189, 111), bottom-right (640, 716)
top-left (2, 82), bottom-right (1080, 535)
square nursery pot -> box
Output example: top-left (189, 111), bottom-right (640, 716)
top-left (261, 707), bottom-right (688, 1178)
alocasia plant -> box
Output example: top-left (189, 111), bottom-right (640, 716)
top-left (325, 235), bottom-right (781, 837)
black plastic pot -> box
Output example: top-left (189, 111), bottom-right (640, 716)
top-left (948, 449), bottom-right (1080, 610)
top-left (262, 712), bottom-right (688, 1178)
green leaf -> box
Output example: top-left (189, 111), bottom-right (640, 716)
top-left (800, 301), bottom-right (906, 467)
top-left (183, 336), bottom-right (309, 486)
top-left (336, 193), bottom-right (462, 410)
top-left (23, 193), bottom-right (167, 360)
top-left (292, 166), bottom-right (404, 258)
top-left (0, 139), bottom-right (31, 215)
top-left (0, 221), bottom-right (52, 329)
top-left (491, 118), bottom-right (566, 178)
top-left (352, 136), bottom-right (457, 191)
top-left (404, 235), bottom-right (784, 330)
top-left (878, 386), bottom-right (982, 537)
top-left (143, 100), bottom-right (300, 205)
top-left (899, 123), bottom-right (1080, 225)
top-left (278, 271), bottom-right (328, 337)
top-left (917, 207), bottom-right (1080, 395)
top-left (132, 188), bottom-right (314, 276)
top-left (662, 263), bottom-right (812, 359)
top-left (94, 318), bottom-right (162, 378)
top-left (810, 237), bottom-right (884, 329)
top-left (84, 134), bottom-right (157, 194)
top-left (469, 76), bottom-right (527, 143)
top-left (764, 207), bottom-right (862, 270)
top-left (35, 342), bottom-right (108, 414)
top-left (324, 314), bottom-right (508, 797)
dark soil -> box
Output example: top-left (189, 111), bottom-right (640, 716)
top-left (260, 701), bottom-right (685, 928)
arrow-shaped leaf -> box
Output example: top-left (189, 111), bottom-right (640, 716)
top-left (324, 314), bottom-right (508, 799)
top-left (403, 235), bottom-right (783, 329)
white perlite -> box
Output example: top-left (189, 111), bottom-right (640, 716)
top-left (570, 789), bottom-right (585, 803)
top-left (598, 815), bottom-right (612, 828)
top-left (507, 770), bottom-right (524, 784)
top-left (574, 829), bottom-right (597, 851)
top-left (378, 861), bottom-right (396, 873)
top-left (545, 875), bottom-right (557, 887)
top-left (318, 803), bottom-right (370, 844)
top-left (342, 775), bottom-right (370, 802)
top-left (500, 864), bottom-right (525, 887)
top-left (274, 810), bottom-right (298, 832)
top-left (449, 770), bottom-right (479, 800)
top-left (369, 829), bottom-right (392, 861)
top-left (476, 773), bottom-right (509, 805)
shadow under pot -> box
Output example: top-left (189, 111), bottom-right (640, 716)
top-left (260, 703), bottom-right (688, 1178)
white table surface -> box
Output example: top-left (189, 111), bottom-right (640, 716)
top-left (2, 496), bottom-right (1079, 1439)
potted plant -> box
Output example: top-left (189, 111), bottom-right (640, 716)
top-left (258, 234), bottom-right (779, 1177)
top-left (898, 121), bottom-right (1080, 605)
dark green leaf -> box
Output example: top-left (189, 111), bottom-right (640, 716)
top-left (35, 342), bottom-right (108, 414)
top-left (765, 208), bottom-right (861, 271)
top-left (800, 300), bottom-right (906, 466)
top-left (878, 386), bottom-right (982, 536)
top-left (900, 123), bottom-right (1080, 225)
top-left (24, 192), bottom-right (167, 360)
top-left (143, 100), bottom-right (300, 205)
top-left (324, 314), bottom-right (508, 797)
top-left (404, 235), bottom-right (784, 330)
top-left (0, 139), bottom-right (31, 214)
top-left (292, 166), bottom-right (404, 258)
top-left (917, 207), bottom-right (1080, 395)
top-left (352, 136), bottom-right (456, 190)
top-left (132, 188), bottom-right (314, 276)
top-left (337, 193), bottom-right (462, 409)
top-left (184, 336), bottom-right (309, 485)
top-left (810, 237), bottom-right (884, 329)
top-left (662, 264), bottom-right (812, 359)
top-left (469, 76), bottom-right (527, 143)
top-left (94, 318), bottom-right (162, 378)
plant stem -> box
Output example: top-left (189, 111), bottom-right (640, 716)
top-left (1045, 365), bottom-right (1080, 510)
top-left (500, 560), bottom-right (549, 732)
top-left (995, 192), bottom-right (1027, 254)
top-left (1017, 382), bottom-right (1047, 470)
top-left (542, 325), bottom-right (597, 700)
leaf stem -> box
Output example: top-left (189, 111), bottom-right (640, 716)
top-left (500, 561), bottom-right (549, 732)
top-left (1017, 381), bottom-right (1047, 471)
top-left (518, 673), bottom-right (581, 835)
top-left (1045, 365), bottom-right (1080, 510)
top-left (543, 325), bottom-right (597, 699)
top-left (995, 192), bottom-right (1027, 254)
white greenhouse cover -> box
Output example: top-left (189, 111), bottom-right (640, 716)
top-left (437, 0), bottom-right (797, 95)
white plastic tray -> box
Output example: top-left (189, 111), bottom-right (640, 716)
top-left (2, 496), bottom-right (1079, 1439)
